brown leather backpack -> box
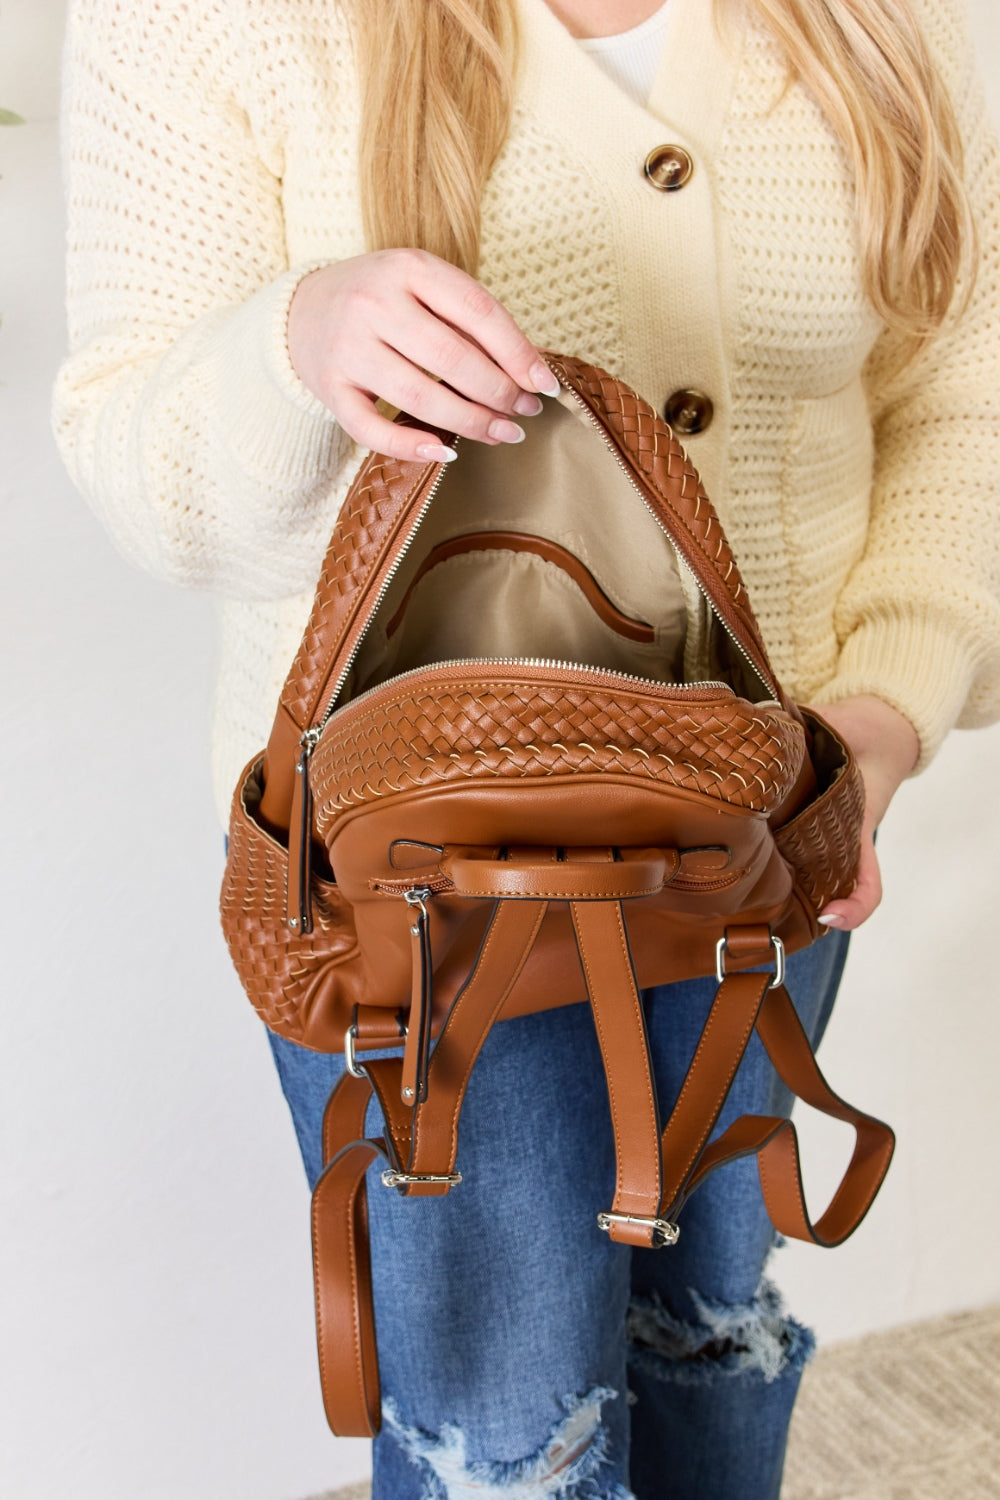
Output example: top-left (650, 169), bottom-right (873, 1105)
top-left (220, 353), bottom-right (894, 1437)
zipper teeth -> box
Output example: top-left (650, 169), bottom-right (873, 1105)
top-left (332, 657), bottom-right (733, 717)
top-left (374, 874), bottom-right (453, 896)
top-left (312, 460), bottom-right (453, 739)
top-left (669, 873), bottom-right (742, 894)
top-left (556, 372), bottom-right (779, 701)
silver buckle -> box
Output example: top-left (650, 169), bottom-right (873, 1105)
top-left (715, 933), bottom-right (785, 989)
top-left (381, 1170), bottom-right (463, 1190)
top-left (597, 1211), bottom-right (680, 1248)
top-left (344, 1023), bottom-right (367, 1078)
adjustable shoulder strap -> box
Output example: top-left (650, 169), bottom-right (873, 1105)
top-left (634, 924), bottom-right (893, 1246)
top-left (312, 892), bottom-right (895, 1437)
top-left (555, 908), bottom-right (893, 1252)
top-left (311, 896), bottom-right (547, 1436)
top-left (680, 980), bottom-right (895, 1245)
top-left (311, 1073), bottom-right (382, 1436)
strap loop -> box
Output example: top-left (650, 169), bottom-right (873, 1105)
top-left (440, 846), bottom-right (676, 900)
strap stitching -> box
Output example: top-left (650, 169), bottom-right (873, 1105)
top-left (757, 1128), bottom-right (811, 1241)
top-left (412, 903), bottom-right (545, 1170)
top-left (665, 975), bottom-right (766, 1196)
top-left (450, 883), bottom-right (665, 900)
top-left (313, 1155), bottom-right (370, 1431)
top-left (574, 914), bottom-right (626, 1206)
top-left (574, 902), bottom-right (659, 1213)
top-left (610, 900), bottom-right (660, 1201)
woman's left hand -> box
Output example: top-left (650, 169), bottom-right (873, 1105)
top-left (807, 694), bottom-right (920, 932)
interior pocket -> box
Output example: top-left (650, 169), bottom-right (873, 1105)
top-left (354, 544), bottom-right (682, 693)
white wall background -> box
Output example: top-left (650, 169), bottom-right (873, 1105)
top-left (1, 3), bottom-right (998, 1497)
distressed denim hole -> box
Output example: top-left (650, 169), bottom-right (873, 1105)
top-left (627, 1278), bottom-right (815, 1387)
top-left (384, 1386), bottom-right (635, 1499)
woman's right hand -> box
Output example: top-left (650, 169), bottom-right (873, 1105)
top-left (286, 249), bottom-right (561, 463)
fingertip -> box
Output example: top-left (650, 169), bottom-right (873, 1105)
top-left (415, 443), bottom-right (458, 463)
top-left (818, 910), bottom-right (845, 927)
top-left (529, 359), bottom-right (561, 398)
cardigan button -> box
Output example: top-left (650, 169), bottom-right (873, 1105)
top-left (663, 389), bottom-right (714, 435)
top-left (644, 144), bottom-right (694, 191)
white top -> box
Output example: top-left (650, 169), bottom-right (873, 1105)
top-left (577, 3), bottom-right (674, 106)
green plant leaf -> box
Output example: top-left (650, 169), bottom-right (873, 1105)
top-left (0, 108), bottom-right (26, 125)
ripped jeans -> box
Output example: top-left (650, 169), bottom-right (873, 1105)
top-left (268, 928), bottom-right (849, 1499)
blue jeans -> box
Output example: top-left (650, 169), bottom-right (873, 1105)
top-left (268, 929), bottom-right (850, 1499)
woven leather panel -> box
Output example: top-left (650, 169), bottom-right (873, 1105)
top-left (310, 679), bottom-right (804, 838)
top-left (220, 764), bottom-right (358, 1039)
top-left (774, 755), bottom-right (865, 911)
top-left (279, 451), bottom-right (431, 730)
top-left (545, 353), bottom-right (776, 683)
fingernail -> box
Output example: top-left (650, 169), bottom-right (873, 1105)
top-left (488, 419), bottom-right (526, 444)
top-left (513, 392), bottom-right (544, 417)
top-left (530, 361), bottom-right (561, 397)
top-left (818, 912), bottom-right (844, 927)
top-left (416, 443), bottom-right (458, 463)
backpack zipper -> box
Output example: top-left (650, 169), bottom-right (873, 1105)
top-left (288, 363), bottom-right (781, 930)
top-left (309, 361), bottom-right (775, 742)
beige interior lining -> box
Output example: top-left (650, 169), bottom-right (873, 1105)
top-left (347, 392), bottom-right (755, 701)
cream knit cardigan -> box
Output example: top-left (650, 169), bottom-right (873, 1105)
top-left (54, 0), bottom-right (1000, 824)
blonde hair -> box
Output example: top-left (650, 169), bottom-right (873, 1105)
top-left (744, 0), bottom-right (974, 342)
top-left (347, 0), bottom-right (519, 276)
top-left (342, 0), bottom-right (973, 345)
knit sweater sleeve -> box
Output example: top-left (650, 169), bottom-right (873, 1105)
top-left (52, 0), bottom-right (348, 601)
top-left (810, 0), bottom-right (1000, 765)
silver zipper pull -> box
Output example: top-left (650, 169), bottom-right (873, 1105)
top-left (401, 887), bottom-right (435, 1106)
top-left (286, 727), bottom-right (322, 933)
top-left (403, 885), bottom-right (434, 927)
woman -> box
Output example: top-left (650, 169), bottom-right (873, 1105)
top-left (54, 0), bottom-right (1000, 1495)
